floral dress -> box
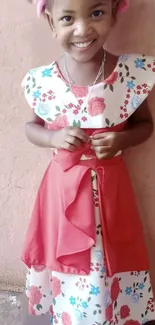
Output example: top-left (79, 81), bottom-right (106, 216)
top-left (22, 54), bottom-right (155, 325)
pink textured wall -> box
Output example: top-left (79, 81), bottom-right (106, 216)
top-left (0, 0), bottom-right (155, 291)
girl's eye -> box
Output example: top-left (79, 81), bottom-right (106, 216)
top-left (62, 16), bottom-right (73, 23)
top-left (92, 10), bottom-right (104, 18)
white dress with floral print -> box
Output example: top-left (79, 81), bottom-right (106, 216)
top-left (22, 54), bottom-right (155, 325)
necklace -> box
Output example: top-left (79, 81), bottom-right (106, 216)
top-left (64, 51), bottom-right (106, 88)
top-left (64, 51), bottom-right (106, 108)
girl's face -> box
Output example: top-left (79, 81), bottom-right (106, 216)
top-left (50, 0), bottom-right (115, 62)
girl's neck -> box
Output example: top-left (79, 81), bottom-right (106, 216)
top-left (57, 49), bottom-right (118, 87)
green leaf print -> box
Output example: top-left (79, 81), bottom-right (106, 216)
top-left (36, 304), bottom-right (42, 310)
top-left (66, 87), bottom-right (70, 93)
top-left (125, 64), bottom-right (129, 71)
top-left (32, 77), bottom-right (36, 83)
top-left (105, 118), bottom-right (110, 126)
top-left (110, 85), bottom-right (114, 92)
top-left (27, 76), bottom-right (31, 81)
top-left (53, 298), bottom-right (56, 305)
top-left (56, 106), bottom-right (61, 111)
top-left (73, 120), bottom-right (81, 127)
top-left (27, 88), bottom-right (30, 94)
top-left (46, 118), bottom-right (53, 122)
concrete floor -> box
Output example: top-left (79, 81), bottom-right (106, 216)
top-left (0, 291), bottom-right (50, 325)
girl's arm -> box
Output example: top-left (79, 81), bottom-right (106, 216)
top-left (120, 98), bottom-right (153, 150)
top-left (25, 113), bottom-right (54, 148)
top-left (25, 113), bottom-right (89, 149)
top-left (91, 99), bottom-right (153, 159)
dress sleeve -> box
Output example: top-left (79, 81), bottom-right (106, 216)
top-left (21, 69), bottom-right (38, 110)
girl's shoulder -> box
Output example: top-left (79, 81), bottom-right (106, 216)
top-left (22, 61), bottom-right (57, 89)
top-left (117, 53), bottom-right (155, 78)
top-left (21, 61), bottom-right (63, 109)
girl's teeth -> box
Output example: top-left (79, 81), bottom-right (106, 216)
top-left (74, 41), bottom-right (93, 48)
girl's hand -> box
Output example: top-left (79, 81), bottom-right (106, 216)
top-left (91, 132), bottom-right (123, 159)
top-left (51, 127), bottom-right (90, 151)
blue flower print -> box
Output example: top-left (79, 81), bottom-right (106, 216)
top-left (90, 284), bottom-right (100, 296)
top-left (125, 287), bottom-right (132, 295)
top-left (75, 309), bottom-right (83, 321)
top-left (142, 319), bottom-right (149, 325)
top-left (138, 283), bottom-right (145, 290)
top-left (36, 102), bottom-right (50, 116)
top-left (127, 80), bottom-right (135, 90)
top-left (131, 293), bottom-right (140, 304)
top-left (103, 289), bottom-right (111, 308)
top-left (82, 301), bottom-right (88, 309)
top-left (119, 55), bottom-right (131, 63)
top-left (101, 266), bottom-right (105, 275)
top-left (69, 296), bottom-right (76, 306)
top-left (33, 90), bottom-right (41, 99)
top-left (42, 68), bottom-right (52, 77)
top-left (131, 94), bottom-right (142, 109)
top-left (50, 316), bottom-right (53, 324)
top-left (134, 58), bottom-right (145, 69)
top-left (95, 250), bottom-right (103, 263)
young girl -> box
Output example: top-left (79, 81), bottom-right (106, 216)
top-left (22, 0), bottom-right (155, 324)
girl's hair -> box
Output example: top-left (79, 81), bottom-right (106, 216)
top-left (28, 0), bottom-right (129, 17)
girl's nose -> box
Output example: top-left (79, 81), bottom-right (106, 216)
top-left (73, 20), bottom-right (92, 38)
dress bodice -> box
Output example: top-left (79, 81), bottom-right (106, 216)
top-left (22, 54), bottom-right (155, 129)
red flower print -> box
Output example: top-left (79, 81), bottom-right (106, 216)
top-left (62, 312), bottom-right (72, 325)
top-left (29, 302), bottom-right (36, 315)
top-left (106, 71), bottom-right (118, 85)
top-left (68, 103), bottom-right (74, 108)
top-left (124, 320), bottom-right (140, 325)
top-left (52, 277), bottom-right (62, 298)
top-left (48, 90), bottom-right (53, 95)
top-left (49, 305), bottom-right (53, 315)
top-left (88, 97), bottom-right (106, 117)
top-left (33, 265), bottom-right (46, 272)
top-left (71, 86), bottom-right (88, 98)
top-left (50, 115), bottom-right (69, 130)
top-left (73, 109), bottom-right (79, 115)
top-left (120, 305), bottom-right (130, 319)
top-left (111, 277), bottom-right (120, 302)
top-left (105, 303), bottom-right (113, 322)
top-left (82, 116), bottom-right (87, 122)
top-left (78, 99), bottom-right (83, 105)
top-left (29, 286), bottom-right (42, 305)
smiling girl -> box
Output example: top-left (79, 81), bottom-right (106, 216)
top-left (22, 0), bottom-right (155, 324)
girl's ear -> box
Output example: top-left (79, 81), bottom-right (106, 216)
top-left (46, 14), bottom-right (57, 39)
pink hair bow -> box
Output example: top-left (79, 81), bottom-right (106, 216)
top-left (118, 0), bottom-right (129, 13)
top-left (34, 0), bottom-right (129, 17)
top-left (34, 0), bottom-right (47, 17)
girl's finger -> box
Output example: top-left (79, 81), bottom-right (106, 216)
top-left (91, 138), bottom-right (109, 147)
top-left (66, 135), bottom-right (82, 147)
top-left (91, 145), bottom-right (110, 154)
top-left (69, 128), bottom-right (90, 143)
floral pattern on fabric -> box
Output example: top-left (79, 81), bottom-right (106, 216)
top-left (25, 171), bottom-right (155, 323)
top-left (22, 54), bottom-right (155, 129)
top-left (23, 54), bottom-right (155, 323)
